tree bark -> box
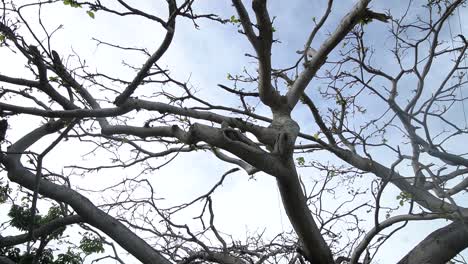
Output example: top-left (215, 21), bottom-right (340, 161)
top-left (397, 221), bottom-right (468, 264)
top-left (277, 162), bottom-right (334, 264)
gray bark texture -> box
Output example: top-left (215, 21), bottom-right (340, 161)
top-left (397, 221), bottom-right (468, 264)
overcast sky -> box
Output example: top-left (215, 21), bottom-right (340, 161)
top-left (1, 0), bottom-right (468, 263)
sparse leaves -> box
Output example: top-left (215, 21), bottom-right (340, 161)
top-left (79, 233), bottom-right (105, 255)
top-left (229, 15), bottom-right (241, 24)
top-left (396, 191), bottom-right (413, 206)
top-left (296, 156), bottom-right (305, 166)
top-left (313, 132), bottom-right (320, 140)
top-left (48, 76), bottom-right (59, 82)
top-left (86, 10), bottom-right (95, 19)
top-left (63, 0), bottom-right (81, 8)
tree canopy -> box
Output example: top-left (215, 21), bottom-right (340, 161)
top-left (0, 0), bottom-right (467, 264)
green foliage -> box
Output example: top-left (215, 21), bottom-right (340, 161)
top-left (54, 249), bottom-right (82, 264)
top-left (296, 156), bottom-right (305, 166)
top-left (18, 253), bottom-right (34, 264)
top-left (79, 233), bottom-right (105, 255)
top-left (8, 204), bottom-right (41, 231)
top-left (229, 15), bottom-right (240, 24)
top-left (358, 17), bottom-right (373, 25)
top-left (86, 10), bottom-right (95, 19)
top-left (313, 132), bottom-right (320, 140)
top-left (335, 96), bottom-right (347, 106)
top-left (0, 34), bottom-right (5, 42)
top-left (0, 247), bottom-right (82, 264)
top-left (16, 250), bottom-right (54, 264)
top-left (62, 0), bottom-right (95, 20)
top-left (63, 0), bottom-right (81, 8)
top-left (396, 191), bottom-right (413, 206)
top-left (42, 206), bottom-right (66, 239)
top-left (0, 247), bottom-right (21, 262)
top-left (0, 179), bottom-right (10, 203)
top-left (2, 201), bottom-right (77, 263)
top-left (8, 201), bottom-right (65, 237)
top-left (42, 206), bottom-right (62, 221)
top-left (37, 249), bottom-right (55, 264)
top-left (48, 76), bottom-right (59, 82)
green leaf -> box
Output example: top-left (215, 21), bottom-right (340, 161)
top-left (0, 34), bottom-right (5, 42)
top-left (296, 157), bottom-right (305, 166)
top-left (396, 191), bottom-right (412, 207)
top-left (80, 233), bottom-right (105, 255)
top-left (55, 249), bottom-right (82, 264)
top-left (271, 26), bottom-right (276, 32)
top-left (86, 10), bottom-right (95, 19)
top-left (313, 133), bottom-right (319, 140)
top-left (63, 0), bottom-right (81, 8)
top-left (0, 187), bottom-right (8, 204)
top-left (48, 76), bottom-right (59, 82)
top-left (8, 204), bottom-right (42, 231)
top-left (229, 15), bottom-right (240, 24)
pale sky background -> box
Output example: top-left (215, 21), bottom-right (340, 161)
top-left (1, 0), bottom-right (468, 263)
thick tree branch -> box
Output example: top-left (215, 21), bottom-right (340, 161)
top-left (277, 169), bottom-right (335, 264)
top-left (397, 220), bottom-right (468, 264)
top-left (232, 0), bottom-right (282, 109)
top-left (0, 215), bottom-right (82, 248)
top-left (1, 121), bottom-right (171, 264)
top-left (350, 213), bottom-right (449, 264)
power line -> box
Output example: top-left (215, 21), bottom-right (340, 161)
top-left (456, 6), bottom-right (468, 129)
top-left (447, 9), bottom-right (468, 129)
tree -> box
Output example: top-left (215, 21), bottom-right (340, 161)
top-left (0, 0), bottom-right (467, 263)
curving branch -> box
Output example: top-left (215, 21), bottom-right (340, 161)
top-left (397, 220), bottom-right (468, 264)
top-left (287, 0), bottom-right (389, 109)
top-left (114, 0), bottom-right (177, 105)
top-left (0, 215), bottom-right (82, 248)
top-left (232, 0), bottom-right (282, 109)
top-left (1, 121), bottom-right (172, 264)
top-left (350, 213), bottom-right (450, 264)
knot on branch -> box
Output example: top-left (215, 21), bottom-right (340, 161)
top-left (268, 115), bottom-right (299, 158)
top-left (222, 127), bottom-right (256, 148)
top-left (221, 121), bottom-right (259, 148)
top-left (175, 125), bottom-right (195, 145)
